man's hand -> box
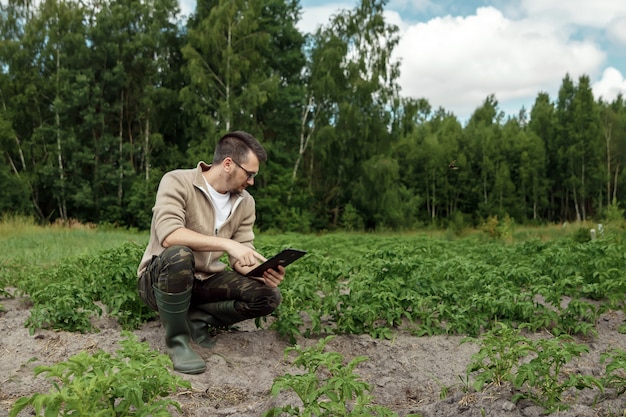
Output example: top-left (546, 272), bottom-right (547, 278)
top-left (230, 242), bottom-right (266, 267)
top-left (260, 265), bottom-right (285, 288)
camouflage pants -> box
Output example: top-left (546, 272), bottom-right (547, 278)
top-left (138, 245), bottom-right (282, 319)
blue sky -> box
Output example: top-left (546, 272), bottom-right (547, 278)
top-left (179, 0), bottom-right (626, 122)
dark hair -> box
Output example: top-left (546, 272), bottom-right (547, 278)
top-left (213, 131), bottom-right (267, 165)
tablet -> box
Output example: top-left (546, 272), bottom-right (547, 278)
top-left (246, 248), bottom-right (307, 277)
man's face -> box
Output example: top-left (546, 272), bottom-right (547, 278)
top-left (227, 151), bottom-right (259, 193)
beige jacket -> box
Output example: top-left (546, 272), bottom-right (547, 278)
top-left (137, 161), bottom-right (256, 280)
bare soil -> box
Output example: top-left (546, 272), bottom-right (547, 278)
top-left (2, 291), bottom-right (626, 417)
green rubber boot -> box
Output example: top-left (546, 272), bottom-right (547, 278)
top-left (188, 309), bottom-right (221, 348)
top-left (153, 286), bottom-right (206, 374)
top-left (189, 300), bottom-right (246, 348)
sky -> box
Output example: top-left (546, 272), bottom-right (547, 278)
top-left (179, 0), bottom-right (626, 122)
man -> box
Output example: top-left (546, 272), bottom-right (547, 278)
top-left (137, 131), bottom-right (285, 374)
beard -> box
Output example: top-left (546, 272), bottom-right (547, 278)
top-left (226, 174), bottom-right (247, 194)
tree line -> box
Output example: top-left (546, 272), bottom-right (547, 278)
top-left (1, 0), bottom-right (625, 232)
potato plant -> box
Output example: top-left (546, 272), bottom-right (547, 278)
top-left (19, 242), bottom-right (155, 333)
top-left (511, 335), bottom-right (602, 412)
top-left (265, 234), bottom-right (626, 340)
top-left (10, 332), bottom-right (190, 417)
top-left (11, 231), bottom-right (626, 340)
top-left (463, 323), bottom-right (604, 413)
top-left (263, 336), bottom-right (418, 417)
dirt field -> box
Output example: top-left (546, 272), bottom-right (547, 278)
top-left (2, 292), bottom-right (626, 417)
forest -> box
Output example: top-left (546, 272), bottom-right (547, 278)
top-left (0, 0), bottom-right (625, 232)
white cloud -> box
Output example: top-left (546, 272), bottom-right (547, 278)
top-left (607, 16), bottom-right (626, 46)
top-left (178, 0), bottom-right (195, 19)
top-left (383, 10), bottom-right (411, 33)
top-left (297, 3), bottom-right (352, 34)
top-left (394, 7), bottom-right (606, 118)
top-left (593, 67), bottom-right (626, 102)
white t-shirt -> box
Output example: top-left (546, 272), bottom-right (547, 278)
top-left (204, 178), bottom-right (232, 233)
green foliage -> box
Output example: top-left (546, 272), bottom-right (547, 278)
top-left (339, 203), bottom-right (364, 232)
top-left (601, 348), bottom-right (626, 394)
top-left (262, 336), bottom-right (399, 417)
top-left (480, 215), bottom-right (514, 240)
top-left (9, 332), bottom-right (190, 417)
top-left (571, 227), bottom-right (593, 243)
top-left (20, 242), bottom-right (156, 333)
top-left (463, 323), bottom-right (533, 391)
top-left (254, 166), bottom-right (315, 233)
top-left (0, 165), bottom-right (31, 214)
top-left (552, 299), bottom-right (600, 337)
top-left (447, 211), bottom-right (467, 236)
top-left (0, 261), bottom-right (14, 305)
top-left (12, 226), bottom-right (623, 342)
top-left (511, 335), bottom-right (601, 412)
top-left (24, 276), bottom-right (101, 334)
top-left (126, 178), bottom-right (161, 230)
top-left (262, 232), bottom-right (626, 341)
top-left (603, 199), bottom-right (625, 225)
top-left (464, 324), bottom-right (602, 413)
top-left (91, 243), bottom-right (158, 329)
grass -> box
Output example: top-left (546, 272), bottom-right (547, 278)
top-left (1, 214), bottom-right (624, 283)
top-left (0, 215), bottom-right (147, 268)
